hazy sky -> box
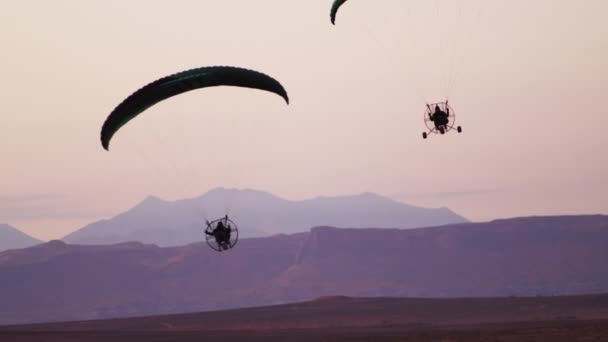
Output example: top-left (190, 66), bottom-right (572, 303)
top-left (1, 0), bottom-right (607, 240)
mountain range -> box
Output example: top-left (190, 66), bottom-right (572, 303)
top-left (1, 215), bottom-right (607, 325)
top-left (62, 187), bottom-right (468, 246)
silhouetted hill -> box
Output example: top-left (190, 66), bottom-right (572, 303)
top-left (0, 224), bottom-right (42, 252)
top-left (1, 215), bottom-right (607, 325)
top-left (62, 187), bottom-right (467, 246)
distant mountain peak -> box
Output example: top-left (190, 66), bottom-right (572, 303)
top-left (0, 224), bottom-right (42, 252)
top-left (202, 187), bottom-right (278, 199)
top-left (205, 187), bottom-right (267, 195)
top-left (193, 187), bottom-right (259, 198)
top-left (131, 195), bottom-right (167, 211)
top-left (359, 191), bottom-right (380, 197)
top-left (206, 186), bottom-right (231, 194)
top-left (142, 195), bottom-right (165, 204)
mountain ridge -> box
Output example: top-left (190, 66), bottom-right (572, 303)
top-left (2, 215), bottom-right (607, 325)
top-left (63, 187), bottom-right (468, 246)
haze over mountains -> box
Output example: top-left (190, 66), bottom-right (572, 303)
top-left (1, 215), bottom-right (607, 325)
top-left (0, 224), bottom-right (41, 251)
top-left (62, 188), bottom-right (467, 246)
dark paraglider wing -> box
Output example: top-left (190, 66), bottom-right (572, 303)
top-left (100, 66), bottom-right (289, 150)
top-left (330, 0), bottom-right (349, 25)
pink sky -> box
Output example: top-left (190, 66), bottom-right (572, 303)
top-left (1, 0), bottom-right (607, 240)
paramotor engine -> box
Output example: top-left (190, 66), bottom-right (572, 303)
top-left (422, 101), bottom-right (462, 139)
top-left (205, 216), bottom-right (239, 252)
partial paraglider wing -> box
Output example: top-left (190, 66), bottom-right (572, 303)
top-left (330, 0), bottom-right (349, 25)
top-left (100, 66), bottom-right (289, 150)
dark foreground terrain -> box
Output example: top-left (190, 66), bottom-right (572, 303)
top-left (1, 321), bottom-right (607, 342)
top-left (2, 294), bottom-right (608, 341)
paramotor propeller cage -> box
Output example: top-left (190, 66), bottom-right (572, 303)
top-left (422, 102), bottom-right (462, 139)
top-left (205, 216), bottom-right (239, 252)
top-left (424, 102), bottom-right (455, 133)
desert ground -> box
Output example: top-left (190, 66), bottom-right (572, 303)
top-left (2, 294), bottom-right (608, 341)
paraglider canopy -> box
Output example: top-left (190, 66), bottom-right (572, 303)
top-left (330, 0), bottom-right (349, 25)
top-left (100, 66), bottom-right (289, 150)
